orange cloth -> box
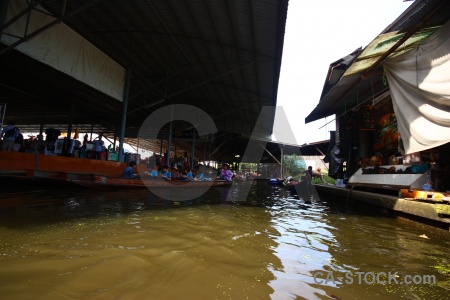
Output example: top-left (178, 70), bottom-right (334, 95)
top-left (74, 128), bottom-right (79, 139)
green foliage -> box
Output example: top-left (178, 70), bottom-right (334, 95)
top-left (312, 175), bottom-right (335, 185)
top-left (282, 154), bottom-right (335, 185)
top-left (282, 154), bottom-right (304, 178)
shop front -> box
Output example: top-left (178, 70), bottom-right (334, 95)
top-left (316, 17), bottom-right (450, 194)
top-left (336, 92), bottom-right (449, 193)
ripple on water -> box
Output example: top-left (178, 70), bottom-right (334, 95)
top-left (0, 182), bottom-right (448, 299)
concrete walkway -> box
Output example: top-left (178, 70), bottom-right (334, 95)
top-left (314, 184), bottom-right (450, 231)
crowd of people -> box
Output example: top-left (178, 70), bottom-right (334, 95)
top-left (122, 162), bottom-right (234, 182)
top-left (0, 121), bottom-right (57, 154)
top-left (1, 121), bottom-right (236, 182)
top-left (0, 121), bottom-right (110, 160)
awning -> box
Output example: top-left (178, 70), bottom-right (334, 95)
top-left (384, 19), bottom-right (450, 154)
top-left (306, 15), bottom-right (442, 124)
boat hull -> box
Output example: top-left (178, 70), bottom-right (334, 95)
top-left (26, 170), bottom-right (232, 189)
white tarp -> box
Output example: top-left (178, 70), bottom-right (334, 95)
top-left (1, 0), bottom-right (125, 101)
top-left (383, 20), bottom-right (450, 154)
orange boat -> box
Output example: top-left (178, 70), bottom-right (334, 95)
top-left (399, 189), bottom-right (450, 202)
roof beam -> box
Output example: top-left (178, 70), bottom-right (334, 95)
top-left (0, 0), bottom-right (105, 57)
top-left (128, 61), bottom-right (255, 114)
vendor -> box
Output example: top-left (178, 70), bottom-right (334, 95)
top-left (218, 163), bottom-right (233, 181)
top-left (93, 134), bottom-right (105, 160)
top-left (122, 161), bottom-right (138, 179)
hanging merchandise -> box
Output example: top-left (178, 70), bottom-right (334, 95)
top-left (361, 78), bottom-right (376, 130)
top-left (360, 105), bottom-right (375, 130)
top-left (374, 113), bottom-right (400, 151)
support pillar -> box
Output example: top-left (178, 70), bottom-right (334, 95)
top-left (280, 145), bottom-right (284, 179)
top-left (118, 68), bottom-right (132, 162)
top-left (191, 128), bottom-right (196, 169)
top-left (67, 103), bottom-right (74, 139)
top-left (113, 126), bottom-right (117, 151)
top-left (167, 123), bottom-right (172, 166)
top-left (166, 105), bottom-right (173, 166)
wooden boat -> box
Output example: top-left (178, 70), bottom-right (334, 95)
top-left (76, 175), bottom-right (232, 189)
top-left (25, 169), bottom-right (232, 189)
top-left (282, 180), bottom-right (297, 191)
top-left (269, 178), bottom-right (284, 185)
top-left (282, 179), bottom-right (309, 192)
top-left (399, 188), bottom-right (450, 202)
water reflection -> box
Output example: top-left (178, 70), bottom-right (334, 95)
top-left (0, 181), bottom-right (448, 299)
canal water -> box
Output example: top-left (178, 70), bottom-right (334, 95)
top-left (0, 180), bottom-right (448, 299)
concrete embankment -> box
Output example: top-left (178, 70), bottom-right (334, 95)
top-left (314, 184), bottom-right (450, 231)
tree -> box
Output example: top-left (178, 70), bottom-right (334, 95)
top-left (282, 154), bottom-right (305, 179)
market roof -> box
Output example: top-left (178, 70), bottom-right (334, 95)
top-left (306, 0), bottom-right (450, 124)
top-left (0, 0), bottom-right (289, 161)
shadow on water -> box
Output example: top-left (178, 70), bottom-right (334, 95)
top-left (0, 179), bottom-right (391, 215)
top-left (0, 185), bottom-right (226, 227)
top-left (0, 180), bottom-right (270, 227)
top-left (0, 180), bottom-right (285, 215)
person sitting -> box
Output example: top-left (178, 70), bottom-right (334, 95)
top-left (177, 167), bottom-right (193, 181)
top-left (146, 165), bottom-right (159, 178)
top-left (151, 167), bottom-right (159, 177)
top-left (122, 161), bottom-right (138, 179)
top-left (160, 165), bottom-right (172, 180)
top-left (171, 166), bottom-right (181, 180)
top-left (218, 163), bottom-right (233, 181)
top-left (204, 169), bottom-right (214, 181)
top-left (159, 165), bottom-right (167, 176)
top-left (193, 168), bottom-right (204, 181)
top-left (184, 167), bottom-right (193, 179)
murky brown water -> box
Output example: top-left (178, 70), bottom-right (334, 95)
top-left (0, 181), bottom-right (449, 299)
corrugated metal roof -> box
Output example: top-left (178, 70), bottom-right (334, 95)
top-left (0, 0), bottom-right (289, 161)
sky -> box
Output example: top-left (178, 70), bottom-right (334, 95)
top-left (273, 0), bottom-right (413, 145)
